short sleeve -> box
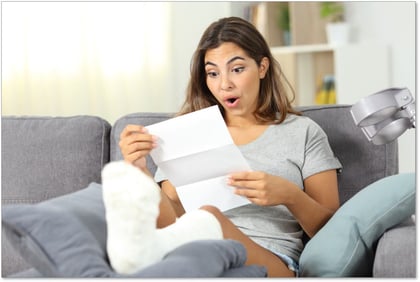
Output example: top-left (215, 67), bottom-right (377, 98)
top-left (154, 167), bottom-right (168, 184)
top-left (301, 120), bottom-right (342, 179)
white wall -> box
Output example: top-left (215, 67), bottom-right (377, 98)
top-left (344, 2), bottom-right (416, 173)
top-left (168, 2), bottom-right (230, 110)
top-left (2, 2), bottom-right (175, 124)
top-left (345, 2), bottom-right (415, 92)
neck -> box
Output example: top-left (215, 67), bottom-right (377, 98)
top-left (225, 114), bottom-right (259, 128)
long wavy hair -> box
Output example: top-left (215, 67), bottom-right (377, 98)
top-left (177, 17), bottom-right (300, 123)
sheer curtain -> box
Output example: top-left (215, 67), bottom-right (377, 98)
top-left (2, 2), bottom-right (173, 124)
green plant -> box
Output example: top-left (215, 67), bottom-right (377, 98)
top-left (320, 2), bottom-right (344, 23)
top-left (278, 5), bottom-right (290, 31)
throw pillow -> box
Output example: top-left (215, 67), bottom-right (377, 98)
top-left (299, 173), bottom-right (415, 277)
top-left (2, 183), bottom-right (266, 277)
top-left (2, 183), bottom-right (111, 277)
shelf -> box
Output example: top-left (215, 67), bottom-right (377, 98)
top-left (249, 2), bottom-right (391, 106)
top-left (271, 44), bottom-right (334, 54)
top-left (270, 43), bottom-right (390, 106)
top-left (249, 2), bottom-right (328, 46)
top-left (271, 45), bottom-right (334, 106)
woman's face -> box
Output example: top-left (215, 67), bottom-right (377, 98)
top-left (204, 42), bottom-right (269, 121)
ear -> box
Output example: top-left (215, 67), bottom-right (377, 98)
top-left (259, 57), bottom-right (270, 79)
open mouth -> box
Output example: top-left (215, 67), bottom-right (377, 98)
top-left (225, 97), bottom-right (239, 107)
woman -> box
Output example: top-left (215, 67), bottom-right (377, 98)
top-left (107, 17), bottom-right (342, 277)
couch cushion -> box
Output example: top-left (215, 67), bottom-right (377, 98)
top-left (2, 183), bottom-right (112, 277)
top-left (2, 183), bottom-right (266, 277)
top-left (2, 115), bottom-right (111, 204)
top-left (298, 173), bottom-right (415, 277)
top-left (373, 218), bottom-right (416, 277)
top-left (1, 115), bottom-right (111, 277)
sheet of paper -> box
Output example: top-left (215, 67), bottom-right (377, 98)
top-left (146, 106), bottom-right (251, 212)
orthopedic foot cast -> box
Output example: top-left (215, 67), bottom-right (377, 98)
top-left (101, 161), bottom-right (223, 275)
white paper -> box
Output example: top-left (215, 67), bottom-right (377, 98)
top-left (146, 106), bottom-right (251, 212)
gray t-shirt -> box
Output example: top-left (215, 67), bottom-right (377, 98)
top-left (154, 114), bottom-right (342, 262)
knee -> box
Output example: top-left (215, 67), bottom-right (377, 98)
top-left (200, 205), bottom-right (223, 217)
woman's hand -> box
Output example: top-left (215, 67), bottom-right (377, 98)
top-left (229, 170), bottom-right (340, 237)
top-left (227, 171), bottom-right (296, 206)
top-left (119, 124), bottom-right (157, 175)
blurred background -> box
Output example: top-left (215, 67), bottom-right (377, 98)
top-left (2, 1), bottom-right (415, 172)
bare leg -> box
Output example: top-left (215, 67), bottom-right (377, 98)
top-left (156, 190), bottom-right (178, 227)
top-left (154, 195), bottom-right (294, 276)
top-left (200, 205), bottom-right (295, 277)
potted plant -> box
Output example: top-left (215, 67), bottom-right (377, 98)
top-left (320, 2), bottom-right (350, 46)
top-left (277, 5), bottom-right (291, 46)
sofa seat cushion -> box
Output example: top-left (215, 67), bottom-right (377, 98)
top-left (299, 173), bottom-right (415, 277)
top-left (2, 183), bottom-right (266, 278)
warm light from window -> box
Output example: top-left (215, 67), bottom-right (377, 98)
top-left (2, 2), bottom-right (169, 79)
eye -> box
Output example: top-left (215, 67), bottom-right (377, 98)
top-left (232, 67), bottom-right (245, 73)
top-left (206, 71), bottom-right (218, 78)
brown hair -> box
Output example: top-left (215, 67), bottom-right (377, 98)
top-left (177, 17), bottom-right (300, 123)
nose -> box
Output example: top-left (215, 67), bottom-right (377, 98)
top-left (220, 73), bottom-right (233, 91)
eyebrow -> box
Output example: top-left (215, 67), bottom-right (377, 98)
top-left (205, 56), bottom-right (246, 67)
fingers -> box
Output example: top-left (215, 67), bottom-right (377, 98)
top-left (227, 171), bottom-right (272, 206)
top-left (122, 134), bottom-right (156, 151)
top-left (124, 147), bottom-right (149, 163)
top-left (227, 171), bottom-right (264, 188)
top-left (227, 171), bottom-right (263, 197)
top-left (120, 125), bottom-right (154, 143)
top-left (119, 124), bottom-right (157, 162)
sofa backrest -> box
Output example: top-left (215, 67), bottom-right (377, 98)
top-left (2, 116), bottom-right (112, 205)
top-left (111, 104), bottom-right (398, 205)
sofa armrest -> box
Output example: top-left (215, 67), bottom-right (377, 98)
top-left (373, 217), bottom-right (416, 277)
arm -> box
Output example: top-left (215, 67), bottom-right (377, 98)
top-left (286, 169), bottom-right (339, 237)
top-left (228, 169), bottom-right (339, 238)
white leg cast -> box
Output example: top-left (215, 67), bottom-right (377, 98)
top-left (101, 161), bottom-right (223, 275)
top-left (102, 161), bottom-right (162, 274)
top-left (157, 209), bottom-right (224, 254)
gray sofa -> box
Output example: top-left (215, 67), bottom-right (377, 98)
top-left (2, 105), bottom-right (415, 277)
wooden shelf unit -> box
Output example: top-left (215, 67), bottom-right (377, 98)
top-left (250, 2), bottom-right (328, 46)
top-left (249, 2), bottom-right (391, 105)
top-left (271, 43), bottom-right (391, 106)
